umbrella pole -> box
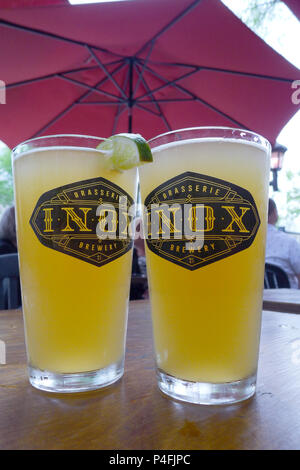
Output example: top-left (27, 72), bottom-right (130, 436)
top-left (128, 58), bottom-right (134, 133)
top-left (128, 112), bottom-right (132, 133)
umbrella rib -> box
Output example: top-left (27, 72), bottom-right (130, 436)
top-left (142, 63), bottom-right (250, 129)
top-left (5, 65), bottom-right (98, 89)
top-left (132, 40), bottom-right (156, 99)
top-left (201, 64), bottom-right (297, 83)
top-left (30, 102), bottom-right (78, 139)
top-left (87, 46), bottom-right (128, 100)
top-left (136, 63), bottom-right (198, 100)
top-left (135, 58), bottom-right (295, 102)
top-left (134, 63), bottom-right (171, 131)
top-left (112, 104), bottom-right (127, 134)
top-left (76, 101), bottom-right (124, 105)
top-left (148, 61), bottom-right (296, 83)
top-left (135, 104), bottom-right (161, 117)
top-left (30, 75), bottom-right (117, 139)
top-left (74, 61), bottom-right (127, 104)
top-left (6, 60), bottom-right (126, 89)
top-left (62, 58), bottom-right (124, 75)
top-left (0, 18), bottom-right (124, 59)
top-left (113, 64), bottom-right (131, 134)
top-left (139, 98), bottom-right (195, 103)
top-left (135, 0), bottom-right (203, 57)
top-left (58, 74), bottom-right (124, 101)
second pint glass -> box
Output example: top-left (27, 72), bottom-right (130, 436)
top-left (139, 127), bottom-right (271, 405)
top-left (13, 135), bottom-right (137, 393)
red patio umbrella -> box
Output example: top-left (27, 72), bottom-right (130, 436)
top-left (0, 0), bottom-right (299, 149)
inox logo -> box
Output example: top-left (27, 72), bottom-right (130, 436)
top-left (30, 176), bottom-right (135, 267)
top-left (40, 202), bottom-right (251, 240)
top-left (144, 171), bottom-right (261, 270)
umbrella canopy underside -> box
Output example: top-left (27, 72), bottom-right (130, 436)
top-left (0, 0), bottom-right (299, 148)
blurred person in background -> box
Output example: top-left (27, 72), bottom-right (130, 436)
top-left (266, 198), bottom-right (300, 288)
top-left (0, 205), bottom-right (17, 255)
top-left (130, 218), bottom-right (148, 300)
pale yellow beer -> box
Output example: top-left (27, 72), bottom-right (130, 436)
top-left (13, 136), bottom-right (137, 392)
top-left (139, 128), bottom-right (270, 404)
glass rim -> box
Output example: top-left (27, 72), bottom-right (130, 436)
top-left (148, 126), bottom-right (271, 151)
top-left (12, 134), bottom-right (107, 158)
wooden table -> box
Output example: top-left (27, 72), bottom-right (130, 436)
top-left (1, 301), bottom-right (300, 450)
top-left (263, 288), bottom-right (300, 314)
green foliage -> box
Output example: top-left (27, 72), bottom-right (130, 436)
top-left (276, 170), bottom-right (300, 230)
top-left (240, 0), bottom-right (282, 34)
top-left (285, 170), bottom-right (300, 219)
top-left (0, 144), bottom-right (14, 208)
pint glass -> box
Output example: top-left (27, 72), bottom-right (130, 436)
top-left (138, 127), bottom-right (271, 404)
top-left (12, 135), bottom-right (137, 393)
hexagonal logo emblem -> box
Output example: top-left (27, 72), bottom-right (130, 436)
top-left (144, 172), bottom-right (261, 270)
top-left (30, 177), bottom-right (134, 267)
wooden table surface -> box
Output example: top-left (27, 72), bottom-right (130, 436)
top-left (1, 301), bottom-right (300, 450)
top-left (263, 288), bottom-right (300, 314)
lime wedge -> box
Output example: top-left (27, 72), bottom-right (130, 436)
top-left (97, 133), bottom-right (153, 170)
